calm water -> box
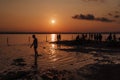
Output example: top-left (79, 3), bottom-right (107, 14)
top-left (0, 34), bottom-right (120, 46)
top-left (0, 34), bottom-right (120, 71)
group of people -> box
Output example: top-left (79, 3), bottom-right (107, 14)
top-left (76, 33), bottom-right (103, 42)
top-left (75, 33), bottom-right (119, 42)
top-left (107, 33), bottom-right (117, 41)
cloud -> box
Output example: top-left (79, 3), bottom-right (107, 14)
top-left (82, 0), bottom-right (105, 2)
top-left (114, 15), bottom-right (119, 18)
top-left (115, 11), bottom-right (119, 13)
top-left (82, 0), bottom-right (98, 1)
top-left (95, 17), bottom-right (114, 22)
top-left (108, 13), bottom-right (113, 16)
top-left (108, 11), bottom-right (120, 19)
top-left (72, 14), bottom-right (114, 22)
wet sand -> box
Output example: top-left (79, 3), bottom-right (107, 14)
top-left (0, 42), bottom-right (120, 80)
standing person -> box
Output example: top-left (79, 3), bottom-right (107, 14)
top-left (58, 34), bottom-right (61, 41)
top-left (99, 33), bottom-right (102, 42)
top-left (107, 33), bottom-right (112, 41)
top-left (57, 34), bottom-right (59, 41)
top-left (113, 34), bottom-right (116, 41)
top-left (30, 34), bottom-right (38, 57)
top-left (57, 34), bottom-right (61, 42)
top-left (76, 34), bottom-right (80, 41)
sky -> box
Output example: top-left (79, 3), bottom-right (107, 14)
top-left (0, 0), bottom-right (120, 32)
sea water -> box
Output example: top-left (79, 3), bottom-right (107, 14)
top-left (0, 34), bottom-right (120, 46)
top-left (0, 34), bottom-right (120, 71)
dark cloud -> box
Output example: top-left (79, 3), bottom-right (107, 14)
top-left (108, 11), bottom-right (120, 19)
top-left (95, 17), bottom-right (114, 22)
top-left (115, 11), bottom-right (119, 13)
top-left (72, 14), bottom-right (114, 22)
top-left (82, 0), bottom-right (105, 2)
top-left (114, 15), bottom-right (119, 18)
top-left (82, 0), bottom-right (98, 1)
top-left (108, 13), bottom-right (113, 16)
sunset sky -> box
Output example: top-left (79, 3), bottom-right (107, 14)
top-left (0, 0), bottom-right (120, 32)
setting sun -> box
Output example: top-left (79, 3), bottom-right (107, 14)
top-left (51, 19), bottom-right (56, 24)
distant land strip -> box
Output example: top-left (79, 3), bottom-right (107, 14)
top-left (0, 32), bottom-right (120, 34)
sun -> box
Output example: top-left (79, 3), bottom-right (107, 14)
top-left (51, 19), bottom-right (56, 24)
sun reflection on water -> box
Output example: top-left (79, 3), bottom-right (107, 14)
top-left (51, 34), bottom-right (56, 42)
top-left (51, 44), bottom-right (55, 49)
top-left (50, 44), bottom-right (57, 62)
top-left (49, 34), bottom-right (58, 63)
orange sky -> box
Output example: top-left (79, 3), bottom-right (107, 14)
top-left (0, 0), bottom-right (120, 32)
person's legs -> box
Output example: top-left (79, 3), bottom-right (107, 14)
top-left (34, 48), bottom-right (38, 56)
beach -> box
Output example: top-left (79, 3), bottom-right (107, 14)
top-left (0, 34), bottom-right (120, 80)
top-left (1, 0), bottom-right (120, 79)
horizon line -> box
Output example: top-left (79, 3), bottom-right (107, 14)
top-left (0, 31), bottom-right (120, 34)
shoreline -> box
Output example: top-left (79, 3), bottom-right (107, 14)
top-left (0, 39), bottom-right (120, 80)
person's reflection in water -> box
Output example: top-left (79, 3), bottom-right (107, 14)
top-left (57, 43), bottom-right (61, 49)
top-left (34, 55), bottom-right (38, 80)
top-left (31, 55), bottom-right (39, 80)
top-left (34, 54), bottom-right (38, 73)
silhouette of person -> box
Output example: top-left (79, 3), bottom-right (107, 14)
top-left (57, 34), bottom-right (59, 41)
top-left (119, 37), bottom-right (120, 42)
top-left (57, 34), bottom-right (61, 42)
top-left (98, 33), bottom-right (102, 42)
top-left (30, 34), bottom-right (38, 57)
top-left (82, 34), bottom-right (85, 40)
top-left (76, 34), bottom-right (80, 41)
top-left (113, 34), bottom-right (116, 41)
top-left (94, 34), bottom-right (97, 41)
top-left (58, 34), bottom-right (61, 41)
top-left (107, 33), bottom-right (112, 41)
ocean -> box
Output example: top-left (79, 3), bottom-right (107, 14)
top-left (0, 33), bottom-right (120, 80)
top-left (0, 34), bottom-right (120, 46)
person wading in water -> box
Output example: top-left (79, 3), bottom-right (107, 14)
top-left (30, 34), bottom-right (38, 57)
